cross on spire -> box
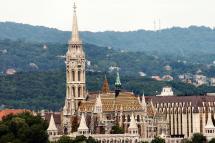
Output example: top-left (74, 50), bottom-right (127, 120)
top-left (73, 2), bottom-right (77, 13)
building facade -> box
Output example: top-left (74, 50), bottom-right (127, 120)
top-left (45, 3), bottom-right (215, 143)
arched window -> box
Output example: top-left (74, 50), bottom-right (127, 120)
top-left (72, 87), bottom-right (75, 97)
top-left (78, 87), bottom-right (81, 97)
top-left (78, 71), bottom-right (81, 81)
top-left (127, 115), bottom-right (130, 122)
top-left (72, 71), bottom-right (75, 81)
top-left (137, 115), bottom-right (140, 122)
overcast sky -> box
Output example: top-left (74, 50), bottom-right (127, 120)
top-left (0, 0), bottom-right (215, 31)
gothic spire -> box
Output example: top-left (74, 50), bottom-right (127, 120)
top-left (115, 71), bottom-right (121, 88)
top-left (142, 91), bottom-right (147, 109)
top-left (71, 2), bottom-right (81, 43)
top-left (102, 75), bottom-right (110, 93)
top-left (115, 71), bottom-right (122, 97)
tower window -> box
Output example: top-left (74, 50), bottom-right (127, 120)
top-left (78, 87), bottom-right (81, 97)
top-left (72, 87), bottom-right (75, 97)
top-left (72, 71), bottom-right (75, 81)
top-left (78, 71), bottom-right (81, 81)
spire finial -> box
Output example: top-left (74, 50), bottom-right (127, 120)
top-left (70, 2), bottom-right (81, 43)
top-left (73, 2), bottom-right (77, 13)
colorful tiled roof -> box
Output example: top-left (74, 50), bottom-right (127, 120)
top-left (79, 91), bottom-right (144, 112)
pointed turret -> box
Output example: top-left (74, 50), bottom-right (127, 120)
top-left (128, 113), bottom-right (138, 135)
top-left (115, 71), bottom-right (122, 97)
top-left (94, 94), bottom-right (103, 113)
top-left (142, 91), bottom-right (147, 109)
top-left (205, 110), bottom-right (215, 129)
top-left (47, 114), bottom-right (58, 138)
top-left (78, 114), bottom-right (89, 135)
top-left (102, 75), bottom-right (110, 93)
top-left (47, 114), bottom-right (58, 131)
top-left (129, 113), bottom-right (138, 129)
top-left (205, 109), bottom-right (215, 140)
top-left (70, 3), bottom-right (81, 43)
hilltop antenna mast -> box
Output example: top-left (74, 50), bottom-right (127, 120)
top-left (159, 19), bottom-right (161, 32)
top-left (154, 20), bottom-right (156, 31)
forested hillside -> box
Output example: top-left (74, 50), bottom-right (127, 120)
top-left (1, 22), bottom-right (215, 57)
top-left (1, 22), bottom-right (215, 110)
top-left (1, 39), bottom-right (215, 77)
top-left (1, 70), bottom-right (215, 110)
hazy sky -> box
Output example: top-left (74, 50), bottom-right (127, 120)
top-left (1, 0), bottom-right (215, 31)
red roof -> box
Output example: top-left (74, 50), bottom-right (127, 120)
top-left (0, 109), bottom-right (29, 120)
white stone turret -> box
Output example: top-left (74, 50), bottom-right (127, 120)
top-left (128, 113), bottom-right (138, 134)
top-left (142, 92), bottom-right (146, 110)
top-left (205, 108), bottom-right (215, 140)
top-left (78, 114), bottom-right (89, 135)
top-left (47, 114), bottom-right (58, 136)
top-left (94, 94), bottom-right (103, 113)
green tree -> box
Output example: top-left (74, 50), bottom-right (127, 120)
top-left (191, 133), bottom-right (207, 143)
top-left (0, 112), bottom-right (48, 143)
top-left (74, 135), bottom-right (87, 142)
top-left (87, 136), bottom-right (97, 143)
top-left (57, 135), bottom-right (73, 143)
top-left (151, 137), bottom-right (165, 143)
top-left (110, 125), bottom-right (124, 134)
top-left (181, 138), bottom-right (192, 143)
top-left (209, 138), bottom-right (215, 143)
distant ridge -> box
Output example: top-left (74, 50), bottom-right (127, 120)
top-left (1, 22), bottom-right (215, 56)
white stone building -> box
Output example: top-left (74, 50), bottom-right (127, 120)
top-left (44, 2), bottom-right (215, 143)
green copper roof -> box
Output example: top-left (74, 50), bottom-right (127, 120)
top-left (115, 72), bottom-right (121, 86)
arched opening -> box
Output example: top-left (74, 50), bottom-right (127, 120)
top-left (78, 87), bottom-right (81, 97)
top-left (127, 115), bottom-right (130, 122)
top-left (78, 70), bottom-right (81, 81)
top-left (72, 71), bottom-right (75, 81)
top-left (64, 127), bottom-right (68, 135)
top-left (72, 87), bottom-right (75, 97)
top-left (137, 115), bottom-right (140, 122)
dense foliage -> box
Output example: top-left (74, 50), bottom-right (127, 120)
top-left (0, 112), bottom-right (48, 143)
top-left (1, 39), bottom-right (215, 77)
top-left (1, 22), bottom-right (215, 57)
top-left (110, 125), bottom-right (124, 134)
top-left (209, 138), bottom-right (215, 143)
top-left (56, 135), bottom-right (97, 143)
top-left (182, 133), bottom-right (207, 143)
top-left (151, 137), bottom-right (165, 143)
top-left (191, 133), bottom-right (207, 143)
top-left (1, 70), bottom-right (215, 110)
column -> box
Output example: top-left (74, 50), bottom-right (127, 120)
top-left (171, 109), bottom-right (174, 135)
top-left (178, 109), bottom-right (181, 135)
top-left (182, 111), bottom-right (187, 138)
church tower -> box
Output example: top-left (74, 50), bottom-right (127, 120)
top-left (63, 3), bottom-right (86, 133)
